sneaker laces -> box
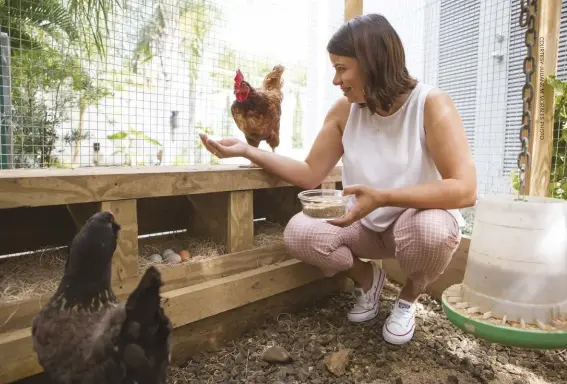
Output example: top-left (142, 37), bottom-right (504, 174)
top-left (388, 300), bottom-right (415, 327)
top-left (352, 287), bottom-right (374, 310)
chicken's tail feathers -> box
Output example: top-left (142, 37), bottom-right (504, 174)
top-left (262, 64), bottom-right (285, 91)
top-left (118, 266), bottom-right (172, 383)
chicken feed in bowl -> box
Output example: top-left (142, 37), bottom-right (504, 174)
top-left (298, 189), bottom-right (350, 220)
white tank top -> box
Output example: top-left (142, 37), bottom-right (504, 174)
top-left (341, 81), bottom-right (465, 232)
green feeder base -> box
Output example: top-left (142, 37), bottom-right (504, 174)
top-left (442, 291), bottom-right (567, 350)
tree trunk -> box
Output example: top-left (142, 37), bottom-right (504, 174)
top-left (72, 102), bottom-right (86, 166)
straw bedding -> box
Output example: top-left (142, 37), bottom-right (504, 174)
top-left (0, 221), bottom-right (284, 303)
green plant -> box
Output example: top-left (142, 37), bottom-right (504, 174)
top-left (108, 127), bottom-right (162, 166)
top-left (547, 76), bottom-right (567, 198)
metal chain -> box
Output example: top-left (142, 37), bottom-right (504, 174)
top-left (516, 0), bottom-right (537, 201)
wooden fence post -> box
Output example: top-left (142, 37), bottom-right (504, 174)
top-left (525, 0), bottom-right (561, 196)
top-left (345, 0), bottom-right (363, 21)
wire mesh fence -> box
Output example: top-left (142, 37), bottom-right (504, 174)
top-left (0, 0), bottom-right (566, 204)
top-left (0, 0), bottom-right (344, 169)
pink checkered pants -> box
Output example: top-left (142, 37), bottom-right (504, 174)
top-left (283, 208), bottom-right (461, 292)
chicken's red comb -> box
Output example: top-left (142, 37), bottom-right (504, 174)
top-left (234, 69), bottom-right (244, 85)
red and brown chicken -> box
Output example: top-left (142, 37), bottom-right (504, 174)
top-left (231, 65), bottom-right (285, 167)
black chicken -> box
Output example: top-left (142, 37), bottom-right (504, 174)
top-left (31, 211), bottom-right (172, 384)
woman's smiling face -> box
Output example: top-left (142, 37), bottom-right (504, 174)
top-left (329, 53), bottom-right (366, 104)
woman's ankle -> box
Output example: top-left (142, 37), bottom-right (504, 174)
top-left (349, 260), bottom-right (374, 292)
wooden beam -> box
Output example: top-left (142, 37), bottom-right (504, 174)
top-left (525, 0), bottom-right (561, 196)
top-left (162, 259), bottom-right (327, 328)
top-left (0, 243), bottom-right (289, 334)
top-left (381, 237), bottom-right (471, 301)
top-left (0, 259), bottom-right (332, 383)
top-left (0, 165), bottom-right (342, 209)
top-left (100, 199), bottom-right (139, 282)
top-left (228, 190), bottom-right (254, 253)
top-left (345, 0), bottom-right (363, 21)
top-left (116, 244), bottom-right (287, 297)
top-left (0, 328), bottom-right (38, 383)
top-left (186, 190), bottom-right (254, 253)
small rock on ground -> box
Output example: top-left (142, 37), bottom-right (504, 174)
top-left (262, 346), bottom-right (292, 364)
top-left (323, 348), bottom-right (352, 377)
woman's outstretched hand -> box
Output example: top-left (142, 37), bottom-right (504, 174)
top-left (199, 133), bottom-right (250, 159)
top-left (327, 184), bottom-right (386, 227)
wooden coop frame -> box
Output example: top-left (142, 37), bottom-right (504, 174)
top-left (0, 0), bottom-right (561, 382)
top-left (0, 164), bottom-right (470, 384)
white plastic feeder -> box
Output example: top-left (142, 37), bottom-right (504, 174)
top-left (442, 194), bottom-right (567, 348)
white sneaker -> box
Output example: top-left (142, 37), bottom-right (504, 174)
top-left (382, 298), bottom-right (417, 344)
top-left (347, 263), bottom-right (386, 323)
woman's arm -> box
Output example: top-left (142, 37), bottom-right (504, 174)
top-left (203, 97), bottom-right (349, 189)
top-left (380, 89), bottom-right (477, 209)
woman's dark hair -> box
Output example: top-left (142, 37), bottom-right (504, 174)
top-left (327, 14), bottom-right (417, 115)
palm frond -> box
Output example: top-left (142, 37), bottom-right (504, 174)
top-left (130, 2), bottom-right (166, 73)
top-left (2, 0), bottom-right (78, 40)
top-left (67, 0), bottom-right (125, 57)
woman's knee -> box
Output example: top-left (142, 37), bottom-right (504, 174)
top-left (283, 212), bottom-right (354, 272)
top-left (394, 209), bottom-right (461, 278)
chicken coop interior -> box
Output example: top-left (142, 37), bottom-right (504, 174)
top-left (0, 0), bottom-right (566, 383)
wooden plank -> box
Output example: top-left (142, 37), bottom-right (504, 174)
top-left (101, 199), bottom-right (139, 282)
top-left (187, 190), bottom-right (254, 253)
top-left (227, 190), bottom-right (254, 253)
top-left (525, 0), bottom-right (561, 196)
top-left (162, 259), bottom-right (328, 328)
top-left (0, 259), bottom-right (330, 383)
top-left (0, 328), bottom-right (39, 383)
top-left (0, 165), bottom-right (343, 209)
top-left (381, 237), bottom-right (471, 301)
top-left (0, 297), bottom-right (47, 334)
top-left (345, 0), bottom-right (363, 21)
top-left (115, 244), bottom-right (288, 298)
top-left (0, 243), bottom-right (288, 334)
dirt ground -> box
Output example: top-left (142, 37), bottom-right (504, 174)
top-left (167, 280), bottom-right (565, 384)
